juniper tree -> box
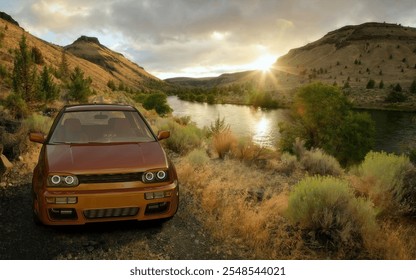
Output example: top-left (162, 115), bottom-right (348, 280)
top-left (12, 34), bottom-right (37, 101)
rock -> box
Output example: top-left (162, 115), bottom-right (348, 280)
top-left (0, 182), bottom-right (6, 187)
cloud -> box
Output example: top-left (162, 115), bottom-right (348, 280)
top-left (3, 0), bottom-right (416, 78)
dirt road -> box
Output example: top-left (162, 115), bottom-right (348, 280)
top-left (0, 182), bottom-right (233, 260)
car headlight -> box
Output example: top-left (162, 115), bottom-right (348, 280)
top-left (47, 174), bottom-right (79, 187)
top-left (142, 170), bottom-right (169, 183)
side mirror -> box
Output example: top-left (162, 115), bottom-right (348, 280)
top-left (29, 132), bottom-right (45, 144)
top-left (157, 130), bottom-right (170, 140)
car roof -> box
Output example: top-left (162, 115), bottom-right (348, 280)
top-left (63, 104), bottom-right (136, 112)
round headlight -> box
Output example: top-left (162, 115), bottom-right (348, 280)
top-left (65, 176), bottom-right (75, 185)
top-left (144, 172), bottom-right (155, 182)
top-left (51, 175), bottom-right (61, 185)
top-left (156, 170), bottom-right (167, 180)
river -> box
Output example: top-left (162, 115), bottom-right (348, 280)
top-left (167, 96), bottom-right (416, 154)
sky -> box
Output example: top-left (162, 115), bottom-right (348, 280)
top-left (1, 0), bottom-right (416, 79)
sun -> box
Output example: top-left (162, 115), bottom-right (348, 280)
top-left (252, 54), bottom-right (276, 72)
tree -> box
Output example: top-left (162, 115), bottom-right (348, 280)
top-left (67, 66), bottom-right (92, 102)
top-left (366, 79), bottom-right (375, 89)
top-left (142, 92), bottom-right (172, 116)
top-left (107, 80), bottom-right (117, 91)
top-left (379, 80), bottom-right (384, 89)
top-left (58, 50), bottom-right (70, 81)
top-left (410, 79), bottom-right (416, 94)
top-left (279, 83), bottom-right (375, 165)
top-left (12, 34), bottom-right (37, 101)
top-left (37, 65), bottom-right (59, 102)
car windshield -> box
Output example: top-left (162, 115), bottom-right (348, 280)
top-left (48, 110), bottom-right (156, 144)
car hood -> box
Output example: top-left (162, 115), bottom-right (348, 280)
top-left (45, 142), bottom-right (168, 174)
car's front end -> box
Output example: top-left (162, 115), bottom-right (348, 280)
top-left (30, 104), bottom-right (179, 225)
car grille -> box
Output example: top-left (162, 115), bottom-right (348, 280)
top-left (83, 207), bottom-right (139, 219)
top-left (78, 172), bottom-right (143, 184)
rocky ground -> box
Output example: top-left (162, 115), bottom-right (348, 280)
top-left (0, 160), bottom-right (239, 260)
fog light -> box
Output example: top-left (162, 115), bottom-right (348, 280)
top-left (145, 191), bottom-right (172, 200)
top-left (154, 191), bottom-right (165, 199)
top-left (67, 197), bottom-right (77, 204)
top-left (145, 193), bottom-right (154, 200)
top-left (55, 197), bottom-right (67, 204)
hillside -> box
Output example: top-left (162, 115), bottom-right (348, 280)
top-left (277, 22), bottom-right (416, 87)
top-left (0, 14), bottom-right (163, 98)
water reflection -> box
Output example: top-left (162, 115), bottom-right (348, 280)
top-left (253, 117), bottom-right (272, 147)
top-left (167, 96), bottom-right (285, 148)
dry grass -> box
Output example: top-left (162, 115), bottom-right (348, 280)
top-left (212, 131), bottom-right (236, 159)
top-left (177, 155), bottom-right (308, 259)
top-left (176, 147), bottom-right (416, 259)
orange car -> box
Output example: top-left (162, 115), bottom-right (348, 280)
top-left (29, 104), bottom-right (179, 225)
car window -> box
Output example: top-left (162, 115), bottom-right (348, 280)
top-left (49, 110), bottom-right (156, 144)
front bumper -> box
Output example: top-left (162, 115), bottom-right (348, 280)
top-left (34, 181), bottom-right (179, 225)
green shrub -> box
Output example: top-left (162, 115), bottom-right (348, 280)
top-left (366, 79), bottom-right (375, 89)
top-left (286, 176), bottom-right (377, 253)
top-left (208, 115), bottom-right (230, 136)
top-left (142, 92), bottom-right (172, 116)
top-left (301, 148), bottom-right (343, 176)
top-left (385, 90), bottom-right (407, 103)
top-left (353, 151), bottom-right (412, 212)
top-left (186, 149), bottom-right (210, 168)
top-left (156, 119), bottom-right (203, 155)
top-left (23, 113), bottom-right (53, 134)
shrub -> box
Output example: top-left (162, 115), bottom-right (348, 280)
top-left (107, 80), bottom-right (117, 91)
top-left (142, 92), bottom-right (172, 116)
top-left (286, 176), bottom-right (377, 254)
top-left (385, 90), bottom-right (407, 103)
top-left (186, 149), bottom-right (210, 168)
top-left (300, 148), bottom-right (343, 176)
top-left (366, 79), bottom-right (375, 89)
top-left (278, 152), bottom-right (298, 175)
top-left (213, 131), bottom-right (236, 159)
top-left (231, 136), bottom-right (265, 164)
top-left (208, 115), bottom-right (230, 136)
top-left (400, 168), bottom-right (416, 214)
top-left (156, 119), bottom-right (203, 155)
top-left (353, 151), bottom-right (413, 212)
top-left (31, 46), bottom-right (44, 65)
top-left (23, 113), bottom-right (53, 134)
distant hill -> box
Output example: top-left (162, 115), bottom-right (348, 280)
top-left (0, 12), bottom-right (164, 100)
